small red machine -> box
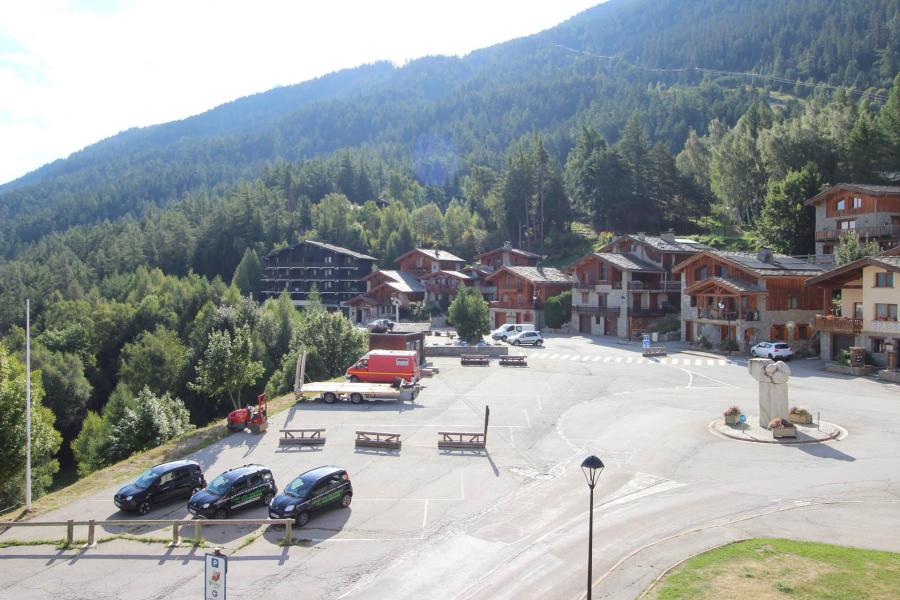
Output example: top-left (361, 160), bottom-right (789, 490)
top-left (226, 393), bottom-right (268, 434)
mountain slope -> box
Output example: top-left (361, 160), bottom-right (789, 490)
top-left (0, 0), bottom-right (896, 255)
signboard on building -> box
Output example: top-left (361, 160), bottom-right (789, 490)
top-left (205, 552), bottom-right (227, 600)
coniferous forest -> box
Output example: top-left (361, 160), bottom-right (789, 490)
top-left (0, 0), bottom-right (898, 507)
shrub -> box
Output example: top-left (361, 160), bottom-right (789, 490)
top-left (723, 406), bottom-right (742, 416)
top-left (769, 417), bottom-right (792, 429)
top-left (790, 406), bottom-right (810, 416)
top-left (697, 335), bottom-right (712, 350)
top-left (722, 338), bottom-right (740, 352)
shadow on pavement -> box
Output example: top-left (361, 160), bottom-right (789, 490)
top-left (438, 448), bottom-right (500, 477)
top-left (794, 443), bottom-right (856, 461)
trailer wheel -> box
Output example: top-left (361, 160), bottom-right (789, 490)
top-left (350, 393), bottom-right (364, 404)
top-left (323, 392), bottom-right (337, 404)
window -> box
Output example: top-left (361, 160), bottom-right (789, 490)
top-left (875, 304), bottom-right (898, 321)
top-left (599, 263), bottom-right (608, 280)
top-left (822, 244), bottom-right (833, 255)
top-left (581, 292), bottom-right (589, 304)
top-left (324, 281), bottom-right (333, 290)
top-left (838, 219), bottom-right (856, 230)
top-left (796, 324), bottom-right (810, 340)
top-left (395, 358), bottom-right (409, 367)
top-left (715, 265), bottom-right (725, 277)
top-left (875, 272), bottom-right (894, 288)
top-left (771, 324), bottom-right (786, 340)
top-left (695, 266), bottom-right (709, 280)
top-left (836, 197), bottom-right (846, 210)
top-left (787, 296), bottom-right (799, 309)
top-left (872, 338), bottom-right (886, 353)
top-left (852, 196), bottom-right (862, 209)
top-left (325, 255), bottom-right (333, 264)
top-left (854, 302), bottom-right (863, 320)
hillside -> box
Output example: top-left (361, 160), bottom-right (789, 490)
top-left (0, 0), bottom-right (897, 255)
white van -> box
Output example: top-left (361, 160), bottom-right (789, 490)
top-left (490, 323), bottom-right (536, 341)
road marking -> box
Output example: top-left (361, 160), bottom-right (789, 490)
top-left (535, 394), bottom-right (543, 411)
top-left (669, 358), bottom-right (679, 365)
top-left (695, 359), bottom-right (703, 366)
top-left (421, 499), bottom-right (429, 529)
top-left (706, 359), bottom-right (714, 365)
top-left (592, 356), bottom-right (602, 362)
top-left (615, 357), bottom-right (623, 363)
top-left (718, 360), bottom-right (726, 365)
top-left (636, 358), bottom-right (645, 364)
top-left (625, 357), bottom-right (634, 363)
top-left (603, 357), bottom-right (613, 363)
top-left (548, 354), bottom-right (560, 360)
top-left (582, 356), bottom-right (592, 362)
top-left (523, 408), bottom-right (532, 428)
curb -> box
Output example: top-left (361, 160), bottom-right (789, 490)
top-left (708, 418), bottom-right (847, 444)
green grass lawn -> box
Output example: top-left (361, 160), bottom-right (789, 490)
top-left (647, 538), bottom-right (900, 600)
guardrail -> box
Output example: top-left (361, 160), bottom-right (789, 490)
top-left (0, 518), bottom-right (294, 547)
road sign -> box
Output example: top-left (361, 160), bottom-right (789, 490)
top-left (642, 334), bottom-right (650, 349)
top-left (739, 414), bottom-right (746, 424)
top-left (205, 552), bottom-right (227, 600)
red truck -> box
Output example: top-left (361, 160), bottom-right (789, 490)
top-left (346, 350), bottom-right (420, 384)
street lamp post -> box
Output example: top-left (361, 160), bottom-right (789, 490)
top-left (581, 455), bottom-right (605, 600)
top-left (718, 300), bottom-right (731, 355)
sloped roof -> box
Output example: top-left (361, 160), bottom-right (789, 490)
top-left (683, 275), bottom-right (766, 295)
top-left (805, 183), bottom-right (900, 206)
top-left (396, 248), bottom-right (465, 263)
top-left (592, 252), bottom-right (664, 273)
top-left (805, 255), bottom-right (900, 287)
top-left (418, 270), bottom-right (475, 281)
top-left (600, 234), bottom-right (712, 254)
top-left (477, 246), bottom-right (542, 260)
top-left (378, 270), bottom-right (425, 293)
top-left (674, 250), bottom-right (825, 277)
top-left (487, 265), bottom-right (574, 284)
top-left (268, 239), bottom-right (375, 261)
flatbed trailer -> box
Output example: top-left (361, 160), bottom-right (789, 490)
top-left (295, 381), bottom-right (420, 404)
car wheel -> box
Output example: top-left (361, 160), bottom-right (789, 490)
top-left (349, 376), bottom-right (360, 383)
top-left (262, 491), bottom-right (273, 506)
top-left (341, 493), bottom-right (352, 508)
top-left (500, 335), bottom-right (507, 342)
top-left (295, 511), bottom-right (310, 527)
top-left (137, 501), bottom-right (151, 516)
top-left (323, 392), bottom-right (337, 404)
top-left (535, 340), bottom-right (543, 346)
top-left (350, 393), bottom-right (363, 405)
top-left (214, 507), bottom-right (228, 520)
top-left (512, 340), bottom-right (519, 345)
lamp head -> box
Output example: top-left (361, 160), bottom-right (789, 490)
top-left (581, 455), bottom-right (605, 488)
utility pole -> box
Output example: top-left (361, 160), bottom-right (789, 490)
top-left (25, 299), bottom-right (32, 512)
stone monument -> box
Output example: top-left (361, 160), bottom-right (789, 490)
top-left (748, 358), bottom-right (791, 428)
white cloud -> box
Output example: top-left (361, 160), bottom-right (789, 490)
top-left (0, 0), bottom-right (600, 184)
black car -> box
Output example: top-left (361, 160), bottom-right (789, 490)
top-left (187, 464), bottom-right (277, 519)
top-left (269, 466), bottom-right (352, 526)
top-left (114, 460), bottom-right (206, 515)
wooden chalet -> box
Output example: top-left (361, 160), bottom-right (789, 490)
top-left (486, 265), bottom-right (573, 328)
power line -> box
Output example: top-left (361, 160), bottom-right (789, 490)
top-left (553, 44), bottom-right (888, 102)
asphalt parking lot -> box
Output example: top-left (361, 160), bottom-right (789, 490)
top-left (2, 334), bottom-right (900, 600)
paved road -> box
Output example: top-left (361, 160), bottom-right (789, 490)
top-left (2, 334), bottom-right (899, 600)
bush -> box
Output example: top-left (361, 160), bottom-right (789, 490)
top-left (544, 291), bottom-right (572, 329)
top-left (697, 335), bottom-right (712, 350)
top-left (723, 406), bottom-right (742, 416)
top-left (769, 417), bottom-right (792, 429)
top-left (790, 406), bottom-right (810, 417)
top-left (722, 338), bottom-right (740, 352)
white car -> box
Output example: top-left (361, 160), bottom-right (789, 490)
top-left (490, 323), bottom-right (535, 341)
top-left (751, 341), bottom-right (793, 361)
top-left (507, 330), bottom-right (544, 346)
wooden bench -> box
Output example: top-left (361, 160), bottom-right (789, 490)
top-left (499, 355), bottom-right (527, 367)
top-left (642, 346), bottom-right (667, 357)
top-left (460, 354), bottom-right (490, 366)
top-left (279, 428), bottom-right (326, 446)
top-left (355, 431), bottom-right (401, 450)
top-left (438, 431), bottom-right (486, 450)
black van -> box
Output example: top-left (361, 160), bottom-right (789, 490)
top-left (114, 460), bottom-right (206, 515)
top-left (268, 466), bottom-right (352, 526)
top-left (188, 464), bottom-right (277, 519)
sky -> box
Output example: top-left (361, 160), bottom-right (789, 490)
top-left (0, 0), bottom-right (601, 185)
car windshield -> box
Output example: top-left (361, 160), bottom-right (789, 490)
top-left (284, 475), bottom-right (317, 497)
top-left (133, 468), bottom-right (160, 489)
top-left (775, 343), bottom-right (790, 349)
top-left (206, 474), bottom-right (232, 496)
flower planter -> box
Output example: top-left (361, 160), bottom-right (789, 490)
top-left (724, 413), bottom-right (742, 425)
top-left (788, 413), bottom-right (812, 425)
top-left (772, 425), bottom-right (797, 439)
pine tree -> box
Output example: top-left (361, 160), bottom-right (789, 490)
top-left (232, 248), bottom-right (263, 297)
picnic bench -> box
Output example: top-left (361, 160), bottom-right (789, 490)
top-left (642, 346), bottom-right (667, 357)
top-left (437, 431), bottom-right (486, 449)
top-left (279, 428), bottom-right (326, 446)
top-left (437, 405), bottom-right (490, 450)
top-left (460, 354), bottom-right (490, 366)
top-left (355, 431), bottom-right (401, 450)
top-left (499, 355), bottom-right (527, 367)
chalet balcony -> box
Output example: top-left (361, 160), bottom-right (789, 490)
top-left (630, 308), bottom-right (669, 318)
top-left (573, 305), bottom-right (621, 318)
top-left (815, 224), bottom-right (900, 241)
top-left (490, 300), bottom-right (542, 310)
top-left (814, 314), bottom-right (862, 334)
top-left (697, 308), bottom-right (740, 321)
top-left (626, 281), bottom-right (681, 292)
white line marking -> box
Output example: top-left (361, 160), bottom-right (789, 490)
top-left (615, 357), bottom-right (623, 363)
top-left (592, 356), bottom-right (601, 362)
top-left (636, 358), bottom-right (645, 364)
top-left (582, 356), bottom-right (592, 362)
top-left (695, 359), bottom-right (703, 366)
top-left (549, 354), bottom-right (560, 360)
top-left (509, 427), bottom-right (516, 448)
top-left (706, 359), bottom-right (714, 366)
top-left (535, 395), bottom-right (543, 411)
top-left (718, 360), bottom-right (726, 366)
top-left (523, 408), bottom-right (532, 428)
top-left (603, 357), bottom-right (613, 363)
top-left (626, 357), bottom-right (634, 363)
top-left (421, 499), bottom-right (429, 529)
top-left (669, 358), bottom-right (679, 365)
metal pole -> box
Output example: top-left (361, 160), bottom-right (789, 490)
top-left (587, 484), bottom-right (594, 600)
top-left (25, 299), bottom-right (32, 512)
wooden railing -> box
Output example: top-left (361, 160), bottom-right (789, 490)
top-left (0, 518), bottom-right (294, 547)
top-left (573, 305), bottom-right (620, 318)
top-left (814, 314), bottom-right (863, 334)
top-left (815, 224), bottom-right (900, 241)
